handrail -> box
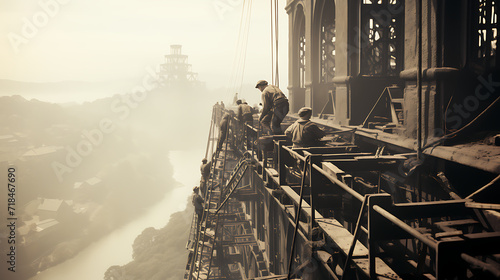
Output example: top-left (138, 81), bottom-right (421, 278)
top-left (341, 195), bottom-right (368, 280)
top-left (372, 205), bottom-right (437, 250)
top-left (312, 162), bottom-right (364, 202)
top-left (192, 104), bottom-right (500, 280)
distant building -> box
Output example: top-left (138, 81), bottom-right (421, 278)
top-left (157, 45), bottom-right (204, 89)
top-left (74, 176), bottom-right (105, 202)
top-left (20, 145), bottom-right (63, 161)
top-left (37, 198), bottom-right (73, 222)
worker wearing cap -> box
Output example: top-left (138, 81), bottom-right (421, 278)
top-left (285, 107), bottom-right (326, 148)
top-left (236, 99), bottom-right (254, 126)
top-left (192, 186), bottom-right (204, 223)
top-left (217, 113), bottom-right (231, 150)
top-left (255, 80), bottom-right (289, 135)
top-left (200, 158), bottom-right (211, 195)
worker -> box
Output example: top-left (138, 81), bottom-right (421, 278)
top-left (285, 107), bottom-right (326, 148)
top-left (255, 80), bottom-right (289, 135)
top-left (200, 158), bottom-right (212, 195)
top-left (217, 113), bottom-right (230, 150)
top-left (236, 99), bottom-right (254, 126)
top-left (214, 102), bottom-right (222, 128)
top-left (192, 186), bottom-right (204, 224)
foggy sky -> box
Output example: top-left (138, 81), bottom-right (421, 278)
top-left (1, 0), bottom-right (289, 101)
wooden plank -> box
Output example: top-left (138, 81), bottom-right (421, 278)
top-left (435, 230), bottom-right (463, 239)
top-left (316, 218), bottom-right (402, 280)
top-left (315, 218), bottom-right (368, 258)
top-left (465, 202), bottom-right (500, 210)
top-left (434, 219), bottom-right (479, 227)
top-left (266, 168), bottom-right (279, 177)
top-left (248, 275), bottom-right (288, 280)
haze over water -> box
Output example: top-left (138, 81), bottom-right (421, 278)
top-left (29, 149), bottom-right (201, 280)
top-left (0, 1), bottom-right (290, 279)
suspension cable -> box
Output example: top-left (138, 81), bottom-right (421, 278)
top-left (274, 0), bottom-right (279, 87)
top-left (227, 0), bottom-right (253, 99)
top-left (238, 0), bottom-right (253, 94)
top-left (270, 0), bottom-right (280, 87)
top-left (270, 0), bottom-right (274, 85)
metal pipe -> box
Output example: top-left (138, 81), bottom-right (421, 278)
top-left (372, 205), bottom-right (437, 250)
top-left (466, 174), bottom-right (500, 200)
top-left (287, 155), bottom-right (311, 279)
top-left (205, 107), bottom-right (215, 159)
top-left (461, 253), bottom-right (500, 278)
top-left (281, 145), bottom-right (364, 202)
top-left (282, 145), bottom-right (364, 202)
top-left (341, 195), bottom-right (368, 280)
top-left (314, 251), bottom-right (341, 280)
top-left (282, 145), bottom-right (306, 161)
top-left (313, 163), bottom-right (364, 202)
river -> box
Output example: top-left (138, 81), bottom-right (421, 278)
top-left (28, 148), bottom-right (203, 280)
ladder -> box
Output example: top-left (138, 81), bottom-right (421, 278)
top-left (187, 155), bottom-right (252, 279)
top-left (187, 113), bottom-right (233, 280)
top-left (217, 156), bottom-right (251, 213)
top-left (187, 148), bottom-right (224, 280)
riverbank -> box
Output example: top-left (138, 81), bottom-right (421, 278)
top-left (104, 200), bottom-right (193, 280)
top-left (26, 149), bottom-right (200, 280)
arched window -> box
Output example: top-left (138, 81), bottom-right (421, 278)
top-left (361, 0), bottom-right (404, 76)
top-left (320, 1), bottom-right (336, 83)
top-left (297, 7), bottom-right (306, 88)
top-left (469, 0), bottom-right (498, 71)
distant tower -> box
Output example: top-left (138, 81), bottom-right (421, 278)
top-left (158, 45), bottom-right (203, 88)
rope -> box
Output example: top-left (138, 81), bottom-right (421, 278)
top-left (425, 95), bottom-right (500, 149)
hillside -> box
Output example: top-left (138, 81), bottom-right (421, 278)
top-left (105, 201), bottom-right (193, 280)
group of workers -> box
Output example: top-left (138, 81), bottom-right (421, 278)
top-left (192, 79), bottom-right (327, 224)
top-left (219, 79), bottom-right (326, 149)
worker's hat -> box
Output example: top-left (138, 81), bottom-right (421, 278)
top-left (298, 107), bottom-right (313, 119)
top-left (193, 186), bottom-right (199, 192)
top-left (255, 80), bottom-right (268, 88)
top-left (202, 158), bottom-right (207, 163)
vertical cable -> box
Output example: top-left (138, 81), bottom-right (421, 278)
top-left (270, 0), bottom-right (275, 85)
top-left (275, 0), bottom-right (279, 87)
top-left (238, 0), bottom-right (253, 94)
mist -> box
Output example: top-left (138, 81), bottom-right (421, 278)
top-left (0, 1), bottom-right (290, 279)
